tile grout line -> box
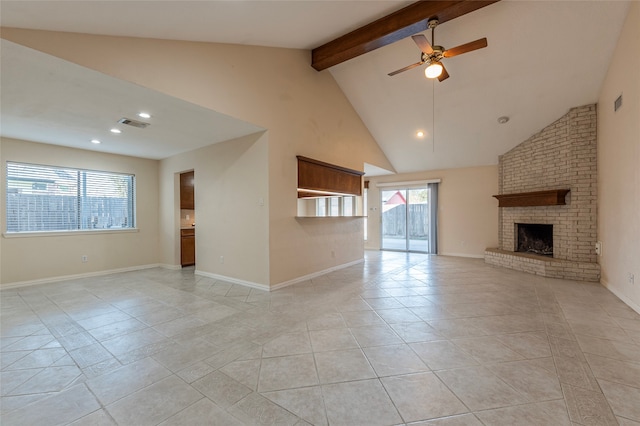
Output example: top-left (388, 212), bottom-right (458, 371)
top-left (536, 280), bottom-right (618, 425)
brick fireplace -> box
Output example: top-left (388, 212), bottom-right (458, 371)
top-left (485, 104), bottom-right (600, 282)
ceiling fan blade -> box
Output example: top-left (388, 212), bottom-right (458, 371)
top-left (412, 34), bottom-right (433, 55)
top-left (388, 61), bottom-right (424, 76)
top-left (443, 38), bottom-right (488, 58)
top-left (438, 64), bottom-right (450, 82)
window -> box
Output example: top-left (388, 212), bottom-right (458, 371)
top-left (343, 196), bottom-right (354, 217)
top-left (314, 196), bottom-right (359, 217)
top-left (380, 183), bottom-right (438, 253)
top-left (316, 198), bottom-right (327, 217)
top-left (6, 162), bottom-right (135, 233)
top-left (329, 197), bottom-right (340, 216)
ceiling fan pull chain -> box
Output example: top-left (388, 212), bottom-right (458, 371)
top-left (432, 79), bottom-right (436, 153)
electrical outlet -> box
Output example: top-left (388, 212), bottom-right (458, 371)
top-left (629, 273), bottom-right (635, 285)
top-left (81, 255), bottom-right (88, 263)
top-left (595, 241), bottom-right (602, 256)
top-left (219, 256), bottom-right (224, 264)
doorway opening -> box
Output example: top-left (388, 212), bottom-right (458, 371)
top-left (381, 185), bottom-right (437, 253)
top-left (180, 170), bottom-right (195, 266)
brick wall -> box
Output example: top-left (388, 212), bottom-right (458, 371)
top-left (486, 104), bottom-right (599, 281)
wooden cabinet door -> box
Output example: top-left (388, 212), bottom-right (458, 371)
top-left (180, 171), bottom-right (194, 209)
top-left (181, 230), bottom-right (195, 266)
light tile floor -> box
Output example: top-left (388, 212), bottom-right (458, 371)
top-left (2, 251), bottom-right (640, 425)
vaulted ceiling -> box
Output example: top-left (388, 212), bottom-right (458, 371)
top-left (0, 1), bottom-right (631, 175)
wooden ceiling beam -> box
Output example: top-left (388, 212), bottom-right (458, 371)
top-left (311, 0), bottom-right (500, 71)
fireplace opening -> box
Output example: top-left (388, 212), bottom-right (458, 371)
top-left (516, 223), bottom-right (553, 257)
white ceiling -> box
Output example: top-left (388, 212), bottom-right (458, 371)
top-left (0, 40), bottom-right (264, 159)
top-left (1, 40), bottom-right (264, 160)
top-left (332, 1), bottom-right (630, 172)
top-left (0, 1), bottom-right (631, 174)
top-left (0, 1), bottom-right (413, 50)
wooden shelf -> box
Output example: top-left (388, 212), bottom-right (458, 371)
top-left (493, 189), bottom-right (570, 207)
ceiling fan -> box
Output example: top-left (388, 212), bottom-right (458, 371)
top-left (388, 19), bottom-right (488, 81)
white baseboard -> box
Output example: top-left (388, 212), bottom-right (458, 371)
top-left (194, 270), bottom-right (270, 291)
top-left (600, 278), bottom-right (640, 315)
top-left (270, 258), bottom-right (365, 291)
top-left (440, 252), bottom-right (485, 259)
top-left (195, 258), bottom-right (364, 292)
top-left (159, 264), bottom-right (183, 271)
top-left (0, 264), bottom-right (161, 290)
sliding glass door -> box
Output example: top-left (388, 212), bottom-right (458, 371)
top-left (381, 186), bottom-right (434, 253)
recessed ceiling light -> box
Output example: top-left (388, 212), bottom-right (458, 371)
top-left (90, 139), bottom-right (101, 144)
top-left (497, 116), bottom-right (510, 124)
top-left (138, 112), bottom-right (151, 119)
top-left (416, 131), bottom-right (424, 138)
top-left (110, 128), bottom-right (122, 134)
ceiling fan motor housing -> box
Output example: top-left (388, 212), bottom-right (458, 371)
top-left (422, 46), bottom-right (444, 65)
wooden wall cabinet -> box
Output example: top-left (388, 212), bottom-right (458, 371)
top-left (180, 228), bottom-right (195, 266)
top-left (297, 156), bottom-right (364, 198)
top-left (180, 171), bottom-right (194, 209)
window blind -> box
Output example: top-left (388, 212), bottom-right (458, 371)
top-left (6, 162), bottom-right (135, 233)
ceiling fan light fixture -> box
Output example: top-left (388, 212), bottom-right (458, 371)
top-left (425, 62), bottom-right (443, 79)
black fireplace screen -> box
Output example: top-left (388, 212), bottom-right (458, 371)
top-left (516, 224), bottom-right (553, 257)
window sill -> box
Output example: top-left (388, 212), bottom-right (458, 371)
top-left (3, 228), bottom-right (140, 239)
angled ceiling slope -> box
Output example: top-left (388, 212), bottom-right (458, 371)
top-left (0, 40), bottom-right (264, 160)
top-left (328, 1), bottom-right (631, 174)
top-left (312, 0), bottom-right (499, 71)
top-left (0, 1), bottom-right (415, 50)
top-left (0, 1), bottom-right (632, 175)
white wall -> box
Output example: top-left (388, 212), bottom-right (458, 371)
top-left (597, 2), bottom-right (640, 312)
top-left (0, 137), bottom-right (160, 285)
top-left (365, 166), bottom-right (499, 258)
top-left (159, 132), bottom-right (270, 287)
top-left (0, 29), bottom-right (395, 287)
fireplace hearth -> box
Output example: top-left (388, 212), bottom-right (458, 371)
top-left (516, 223), bottom-right (553, 257)
top-left (485, 104), bottom-right (600, 281)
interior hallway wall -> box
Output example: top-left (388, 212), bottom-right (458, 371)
top-left (0, 28), bottom-right (395, 287)
top-left (597, 2), bottom-right (640, 312)
top-left (159, 132), bottom-right (270, 287)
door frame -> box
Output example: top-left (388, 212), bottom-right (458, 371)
top-left (380, 186), bottom-right (430, 253)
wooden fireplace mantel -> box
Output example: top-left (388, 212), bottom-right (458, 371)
top-left (493, 189), bottom-right (570, 207)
